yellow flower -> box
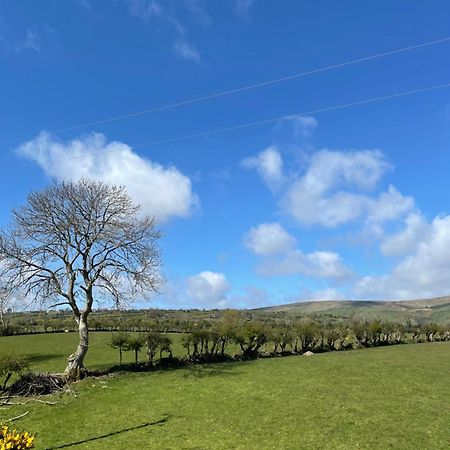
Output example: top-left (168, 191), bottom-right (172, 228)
top-left (0, 424), bottom-right (35, 450)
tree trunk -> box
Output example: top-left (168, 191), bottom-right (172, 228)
top-left (65, 315), bottom-right (89, 380)
top-left (0, 310), bottom-right (5, 335)
top-left (2, 372), bottom-right (12, 390)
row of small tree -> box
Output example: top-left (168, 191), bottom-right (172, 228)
top-left (109, 332), bottom-right (173, 366)
top-left (108, 317), bottom-right (450, 367)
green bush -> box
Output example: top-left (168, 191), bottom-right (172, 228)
top-left (0, 354), bottom-right (29, 390)
top-left (109, 332), bottom-right (130, 366)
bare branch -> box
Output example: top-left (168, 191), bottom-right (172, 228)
top-left (0, 179), bottom-right (161, 317)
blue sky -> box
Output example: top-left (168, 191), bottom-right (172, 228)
top-left (1, 0), bottom-right (450, 309)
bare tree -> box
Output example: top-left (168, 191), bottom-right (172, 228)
top-left (0, 179), bottom-right (161, 378)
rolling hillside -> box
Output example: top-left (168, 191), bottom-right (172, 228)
top-left (252, 296), bottom-right (450, 323)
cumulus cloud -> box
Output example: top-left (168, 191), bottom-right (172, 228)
top-left (300, 149), bottom-right (390, 193)
top-left (259, 249), bottom-right (352, 280)
top-left (244, 222), bottom-right (295, 256)
top-left (281, 149), bottom-right (414, 228)
top-left (243, 132), bottom-right (413, 230)
top-left (354, 215), bottom-right (450, 299)
top-left (367, 186), bottom-right (415, 225)
top-left (245, 222), bottom-right (352, 281)
top-left (241, 146), bottom-right (284, 191)
top-left (381, 213), bottom-right (430, 257)
top-left (187, 271), bottom-right (230, 308)
top-left (163, 275), bottom-right (275, 309)
top-left (284, 185), bottom-right (367, 228)
top-left (17, 131), bottom-right (198, 222)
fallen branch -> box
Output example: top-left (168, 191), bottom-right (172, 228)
top-left (1, 398), bottom-right (57, 406)
top-left (2, 411), bottom-right (29, 422)
top-left (6, 372), bottom-right (66, 396)
top-left (26, 398), bottom-right (57, 405)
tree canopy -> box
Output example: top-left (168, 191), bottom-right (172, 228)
top-left (0, 179), bottom-right (162, 377)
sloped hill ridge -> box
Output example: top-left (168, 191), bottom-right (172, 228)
top-left (252, 296), bottom-right (450, 323)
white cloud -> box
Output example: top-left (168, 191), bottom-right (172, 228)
top-left (17, 131), bottom-right (198, 222)
top-left (354, 214), bottom-right (450, 299)
top-left (259, 249), bottom-right (352, 280)
top-left (244, 222), bottom-right (295, 256)
top-left (162, 276), bottom-right (274, 309)
top-left (245, 220), bottom-right (352, 281)
top-left (302, 149), bottom-right (390, 193)
top-left (162, 274), bottom-right (277, 309)
top-left (187, 271), bottom-right (230, 308)
top-left (173, 38), bottom-right (200, 62)
top-left (360, 186), bottom-right (416, 239)
top-left (242, 132), bottom-right (413, 232)
top-left (381, 213), bottom-right (429, 257)
top-left (284, 186), bottom-right (368, 228)
top-left (367, 185), bottom-right (415, 224)
top-left (241, 146), bottom-right (284, 191)
top-left (282, 149), bottom-right (411, 228)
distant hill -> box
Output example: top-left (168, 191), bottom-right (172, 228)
top-left (252, 296), bottom-right (450, 323)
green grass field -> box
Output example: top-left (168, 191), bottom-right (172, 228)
top-left (1, 334), bottom-right (449, 449)
top-left (0, 332), bottom-right (190, 373)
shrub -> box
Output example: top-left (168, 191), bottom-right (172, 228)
top-left (0, 354), bottom-right (29, 391)
top-left (145, 332), bottom-right (173, 364)
top-left (0, 424), bottom-right (35, 449)
top-left (158, 336), bottom-right (173, 359)
top-left (126, 335), bottom-right (146, 364)
top-left (233, 322), bottom-right (269, 358)
top-left (109, 333), bottom-right (130, 366)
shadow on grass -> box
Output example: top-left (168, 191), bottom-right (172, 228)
top-left (182, 362), bottom-right (244, 378)
top-left (45, 415), bottom-right (170, 449)
top-left (95, 354), bottom-right (246, 378)
top-left (26, 353), bottom-right (65, 364)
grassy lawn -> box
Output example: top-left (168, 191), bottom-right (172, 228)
top-left (1, 334), bottom-right (449, 449)
top-left (0, 332), bottom-right (190, 373)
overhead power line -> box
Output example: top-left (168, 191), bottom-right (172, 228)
top-left (54, 81), bottom-right (450, 161)
top-left (2, 35), bottom-right (450, 147)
